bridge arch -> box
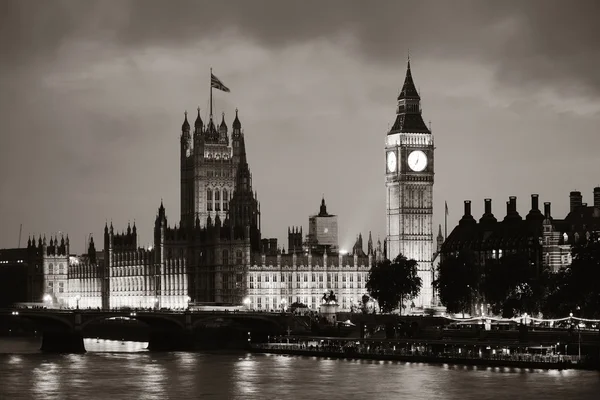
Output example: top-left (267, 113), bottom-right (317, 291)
top-left (80, 313), bottom-right (186, 331)
top-left (16, 313), bottom-right (75, 331)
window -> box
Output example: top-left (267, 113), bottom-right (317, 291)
top-left (48, 263), bottom-right (54, 274)
top-left (48, 282), bottom-right (54, 292)
top-left (236, 250), bottom-right (243, 264)
top-left (223, 250), bottom-right (229, 265)
top-left (223, 189), bottom-right (229, 211)
top-left (207, 189), bottom-right (213, 211)
top-left (215, 190), bottom-right (221, 211)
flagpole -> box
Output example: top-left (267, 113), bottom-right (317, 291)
top-left (210, 67), bottom-right (213, 119)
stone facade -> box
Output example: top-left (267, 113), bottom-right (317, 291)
top-left (385, 60), bottom-right (435, 309)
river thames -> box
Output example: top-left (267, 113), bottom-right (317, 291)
top-left (0, 338), bottom-right (599, 399)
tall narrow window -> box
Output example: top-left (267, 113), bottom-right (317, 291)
top-left (223, 250), bottom-right (229, 265)
top-left (223, 189), bottom-right (229, 211)
top-left (207, 189), bottom-right (213, 211)
top-left (215, 190), bottom-right (221, 211)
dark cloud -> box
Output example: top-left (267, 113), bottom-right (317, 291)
top-left (2, 0), bottom-right (599, 95)
top-left (1, 0), bottom-right (599, 251)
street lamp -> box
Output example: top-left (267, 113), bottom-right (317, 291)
top-left (280, 298), bottom-right (287, 313)
top-left (186, 296), bottom-right (191, 310)
top-left (43, 294), bottom-right (52, 308)
top-left (243, 297), bottom-right (251, 310)
top-left (75, 295), bottom-right (81, 310)
top-left (154, 297), bottom-right (159, 310)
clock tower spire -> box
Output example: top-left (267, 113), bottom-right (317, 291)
top-left (385, 57), bottom-right (435, 309)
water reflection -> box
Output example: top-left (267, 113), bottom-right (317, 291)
top-left (32, 361), bottom-right (61, 398)
top-left (1, 339), bottom-right (600, 400)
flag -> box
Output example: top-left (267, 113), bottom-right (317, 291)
top-left (445, 201), bottom-right (448, 216)
top-left (211, 73), bottom-right (230, 93)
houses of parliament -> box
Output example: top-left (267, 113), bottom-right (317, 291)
top-left (1, 61), bottom-right (446, 311)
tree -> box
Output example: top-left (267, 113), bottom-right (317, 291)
top-left (434, 250), bottom-right (479, 316)
top-left (544, 236), bottom-right (600, 318)
top-left (483, 253), bottom-right (545, 318)
top-left (366, 253), bottom-right (422, 314)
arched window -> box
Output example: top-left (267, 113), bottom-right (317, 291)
top-left (48, 263), bottom-right (54, 274)
top-left (223, 189), bottom-right (229, 211)
top-left (236, 250), bottom-right (243, 265)
top-left (207, 189), bottom-right (213, 211)
top-left (215, 190), bottom-right (221, 211)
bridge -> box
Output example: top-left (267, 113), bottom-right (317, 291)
top-left (1, 308), bottom-right (304, 353)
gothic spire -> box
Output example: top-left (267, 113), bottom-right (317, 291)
top-left (398, 59), bottom-right (420, 100)
top-left (233, 108), bottom-right (241, 130)
top-left (194, 107), bottom-right (203, 130)
top-left (319, 196), bottom-right (329, 217)
top-left (181, 110), bottom-right (190, 131)
top-left (220, 112), bottom-right (228, 130)
top-left (389, 57), bottom-right (430, 134)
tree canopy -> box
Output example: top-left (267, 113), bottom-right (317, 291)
top-left (434, 250), bottom-right (479, 315)
top-left (544, 238), bottom-right (600, 318)
top-left (366, 253), bottom-right (422, 314)
top-left (483, 253), bottom-right (547, 318)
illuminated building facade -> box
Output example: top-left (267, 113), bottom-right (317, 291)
top-left (9, 89), bottom-right (392, 311)
top-left (385, 59), bottom-right (435, 309)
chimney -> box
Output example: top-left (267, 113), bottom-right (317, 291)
top-left (460, 200), bottom-right (476, 225)
top-left (544, 202), bottom-right (551, 218)
top-left (509, 196), bottom-right (517, 214)
top-left (531, 194), bottom-right (539, 210)
top-left (570, 191), bottom-right (583, 212)
top-left (480, 198), bottom-right (497, 224)
top-left (464, 200), bottom-right (472, 216)
top-left (594, 187), bottom-right (600, 208)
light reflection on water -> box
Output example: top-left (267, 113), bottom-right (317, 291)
top-left (0, 338), bottom-right (599, 400)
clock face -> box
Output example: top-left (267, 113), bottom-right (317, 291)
top-left (324, 228), bottom-right (329, 234)
top-left (408, 150), bottom-right (428, 172)
top-left (386, 151), bottom-right (397, 173)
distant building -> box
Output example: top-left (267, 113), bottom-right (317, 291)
top-left (440, 188), bottom-right (600, 313)
top-left (0, 248), bottom-right (30, 307)
top-left (0, 236), bottom-right (70, 307)
top-left (307, 197), bottom-right (339, 253)
top-left (542, 188), bottom-right (600, 272)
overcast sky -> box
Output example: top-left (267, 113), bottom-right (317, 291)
top-left (1, 0), bottom-right (599, 253)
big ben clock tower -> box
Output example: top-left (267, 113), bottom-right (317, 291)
top-left (385, 59), bottom-right (434, 309)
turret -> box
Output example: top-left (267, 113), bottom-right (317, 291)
top-left (367, 231), bottom-right (373, 255)
top-left (228, 132), bottom-right (261, 251)
top-left (219, 112), bottom-right (228, 144)
top-left (181, 110), bottom-right (190, 135)
top-left (232, 108), bottom-right (242, 134)
top-left (436, 225), bottom-right (443, 254)
top-left (194, 107), bottom-right (203, 134)
top-left (88, 236), bottom-right (97, 264)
